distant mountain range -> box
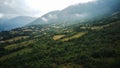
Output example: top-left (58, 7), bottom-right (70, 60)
top-left (29, 0), bottom-right (120, 26)
top-left (0, 0), bottom-right (120, 31)
top-left (0, 16), bottom-right (36, 31)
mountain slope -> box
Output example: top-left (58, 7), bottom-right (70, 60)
top-left (0, 16), bottom-right (36, 31)
top-left (29, 11), bottom-right (60, 25)
top-left (0, 11), bottom-right (120, 68)
top-left (29, 0), bottom-right (120, 26)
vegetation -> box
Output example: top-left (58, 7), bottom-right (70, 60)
top-left (61, 32), bottom-right (87, 42)
top-left (53, 35), bottom-right (65, 40)
top-left (0, 12), bottom-right (120, 68)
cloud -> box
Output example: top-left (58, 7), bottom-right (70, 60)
top-left (41, 17), bottom-right (48, 22)
top-left (26, 0), bottom-right (96, 14)
top-left (0, 13), bottom-right (4, 18)
top-left (0, 0), bottom-right (96, 18)
top-left (75, 13), bottom-right (88, 17)
top-left (48, 14), bottom-right (57, 19)
top-left (0, 0), bottom-right (40, 18)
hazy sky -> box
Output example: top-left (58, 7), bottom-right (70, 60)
top-left (0, 0), bottom-right (96, 18)
top-left (25, 0), bottom-right (96, 14)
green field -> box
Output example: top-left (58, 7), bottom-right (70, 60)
top-left (61, 32), bottom-right (87, 41)
top-left (53, 35), bottom-right (65, 40)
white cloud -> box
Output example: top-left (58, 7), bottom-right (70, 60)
top-left (75, 14), bottom-right (81, 17)
top-left (41, 17), bottom-right (48, 22)
top-left (4, 1), bottom-right (8, 5)
top-left (48, 14), bottom-right (57, 19)
top-left (25, 0), bottom-right (96, 15)
top-left (0, 0), bottom-right (37, 17)
top-left (0, 13), bottom-right (4, 18)
top-left (0, 0), bottom-right (96, 17)
top-left (3, 0), bottom-right (15, 7)
top-left (75, 13), bottom-right (88, 18)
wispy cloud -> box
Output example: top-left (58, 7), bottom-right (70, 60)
top-left (0, 0), bottom-right (41, 18)
top-left (41, 17), bottom-right (48, 22)
top-left (0, 13), bottom-right (4, 18)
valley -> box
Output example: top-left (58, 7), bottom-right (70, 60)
top-left (0, 0), bottom-right (120, 68)
top-left (0, 12), bottom-right (120, 68)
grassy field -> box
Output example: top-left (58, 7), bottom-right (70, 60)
top-left (61, 32), bottom-right (87, 41)
top-left (4, 40), bottom-right (34, 51)
top-left (53, 35), bottom-right (65, 40)
top-left (3, 36), bottom-right (29, 43)
top-left (80, 22), bottom-right (115, 30)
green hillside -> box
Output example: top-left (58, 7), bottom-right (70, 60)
top-left (0, 12), bottom-right (120, 68)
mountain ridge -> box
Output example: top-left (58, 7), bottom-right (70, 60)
top-left (28, 0), bottom-right (120, 26)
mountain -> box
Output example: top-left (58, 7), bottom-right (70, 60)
top-left (0, 10), bottom-right (120, 68)
top-left (0, 0), bottom-right (120, 68)
top-left (29, 0), bottom-right (120, 26)
top-left (29, 11), bottom-right (60, 25)
top-left (0, 16), bottom-right (36, 31)
top-left (0, 18), bottom-right (10, 31)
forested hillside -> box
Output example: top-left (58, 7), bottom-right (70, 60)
top-left (0, 11), bottom-right (120, 68)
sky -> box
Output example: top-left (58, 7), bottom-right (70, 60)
top-left (0, 0), bottom-right (96, 18)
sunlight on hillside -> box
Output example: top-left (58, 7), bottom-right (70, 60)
top-left (53, 35), bottom-right (65, 40)
top-left (61, 32), bottom-right (87, 41)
